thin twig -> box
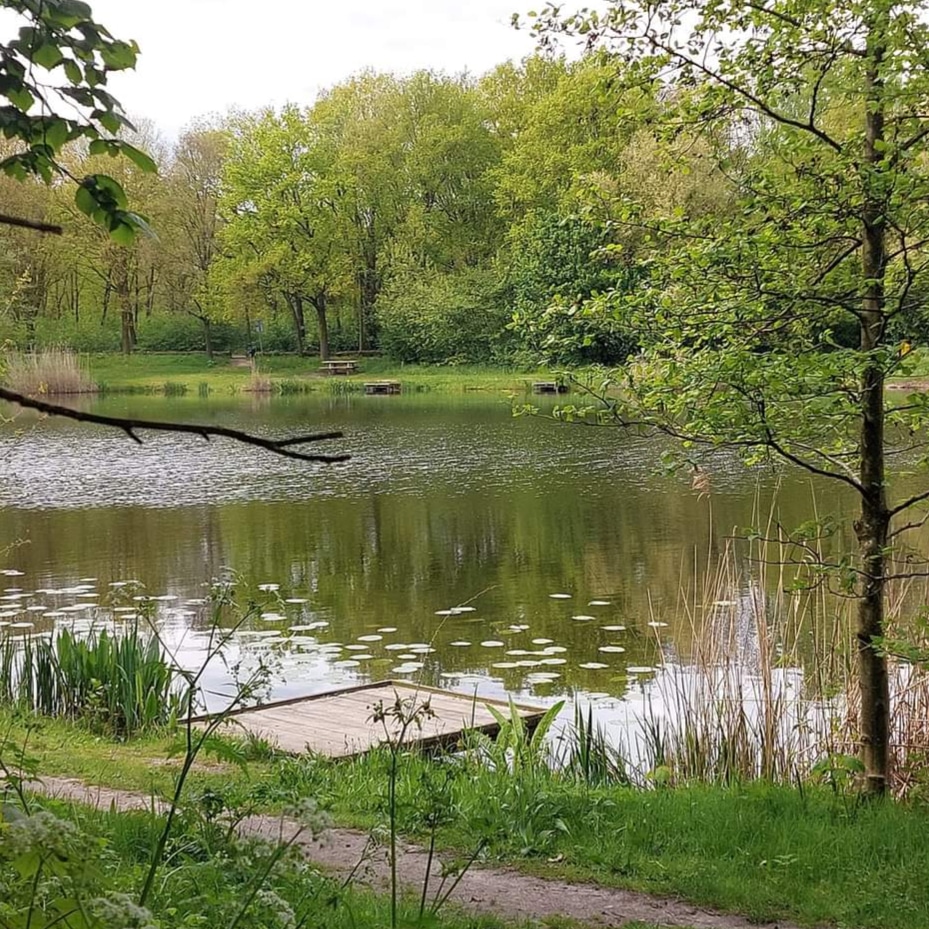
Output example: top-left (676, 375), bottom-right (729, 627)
top-left (0, 387), bottom-right (349, 463)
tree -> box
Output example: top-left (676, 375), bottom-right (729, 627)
top-left (0, 2), bottom-right (345, 462)
top-left (160, 123), bottom-right (229, 358)
top-left (507, 211), bottom-right (638, 365)
top-left (220, 107), bottom-right (352, 360)
top-left (531, 0), bottom-right (929, 794)
top-left (310, 72), bottom-right (404, 350)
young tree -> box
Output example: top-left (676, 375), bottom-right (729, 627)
top-left (531, 0), bottom-right (929, 793)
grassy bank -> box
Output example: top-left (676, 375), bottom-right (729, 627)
top-left (5, 710), bottom-right (929, 929)
top-left (84, 353), bottom-right (559, 395)
top-left (8, 798), bottom-right (526, 929)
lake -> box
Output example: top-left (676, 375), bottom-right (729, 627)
top-left (0, 392), bottom-right (862, 759)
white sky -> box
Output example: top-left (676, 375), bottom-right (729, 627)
top-left (81, 0), bottom-right (539, 137)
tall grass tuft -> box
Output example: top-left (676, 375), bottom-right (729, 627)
top-left (0, 625), bottom-right (181, 736)
top-left (161, 380), bottom-right (188, 396)
top-left (245, 370), bottom-right (272, 393)
top-left (2, 347), bottom-right (97, 395)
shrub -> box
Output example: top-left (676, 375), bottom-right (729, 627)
top-left (0, 625), bottom-right (180, 736)
top-left (506, 211), bottom-right (640, 365)
top-left (376, 267), bottom-right (511, 364)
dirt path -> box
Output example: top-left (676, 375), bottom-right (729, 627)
top-left (33, 777), bottom-right (801, 929)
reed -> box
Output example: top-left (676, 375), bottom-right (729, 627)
top-left (0, 624), bottom-right (181, 736)
top-left (2, 347), bottom-right (97, 395)
top-left (612, 528), bottom-right (929, 793)
top-left (161, 380), bottom-right (189, 396)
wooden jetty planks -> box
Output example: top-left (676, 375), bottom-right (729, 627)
top-left (364, 381), bottom-right (401, 394)
top-left (532, 381), bottom-right (568, 394)
top-left (195, 680), bottom-right (546, 758)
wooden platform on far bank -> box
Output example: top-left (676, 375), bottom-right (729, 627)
top-left (194, 680), bottom-right (547, 758)
top-left (364, 380), bottom-right (401, 395)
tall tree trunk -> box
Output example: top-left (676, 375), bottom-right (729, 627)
top-left (312, 292), bottom-right (330, 361)
top-left (856, 18), bottom-right (891, 797)
top-left (115, 258), bottom-right (135, 355)
top-left (287, 293), bottom-right (306, 355)
top-left (357, 213), bottom-right (379, 351)
top-left (71, 270), bottom-right (80, 324)
top-left (201, 316), bottom-right (213, 360)
top-left (146, 267), bottom-right (157, 317)
top-left (101, 273), bottom-right (111, 325)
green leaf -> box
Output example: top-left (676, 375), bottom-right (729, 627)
top-left (95, 110), bottom-right (121, 134)
top-left (42, 118), bottom-right (69, 151)
top-left (63, 59), bottom-right (83, 85)
top-left (125, 211), bottom-right (157, 240)
top-left (33, 43), bottom-right (64, 70)
top-left (52, 1), bottom-right (94, 26)
top-left (75, 184), bottom-right (97, 217)
top-left (7, 86), bottom-right (35, 112)
top-left (92, 173), bottom-right (129, 209)
top-left (118, 142), bottom-right (158, 174)
top-left (100, 40), bottom-right (138, 70)
top-left (108, 219), bottom-right (136, 246)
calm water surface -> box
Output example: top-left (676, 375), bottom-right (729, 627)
top-left (0, 393), bottom-right (857, 745)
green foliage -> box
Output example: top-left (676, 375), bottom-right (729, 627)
top-left (133, 315), bottom-right (239, 354)
top-left (0, 798), bottom-right (509, 929)
top-left (507, 212), bottom-right (639, 365)
top-left (0, 625), bottom-right (180, 736)
top-left (376, 268), bottom-right (510, 364)
top-left (0, 0), bottom-right (155, 241)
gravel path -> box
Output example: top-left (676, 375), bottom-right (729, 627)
top-left (32, 776), bottom-right (802, 929)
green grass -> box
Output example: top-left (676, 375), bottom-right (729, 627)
top-left (5, 797), bottom-right (526, 929)
top-left (4, 709), bottom-right (929, 929)
top-left (84, 352), bottom-right (561, 395)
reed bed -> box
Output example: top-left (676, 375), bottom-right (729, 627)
top-left (0, 625), bottom-right (181, 736)
top-left (599, 531), bottom-right (929, 794)
top-left (2, 347), bottom-right (97, 395)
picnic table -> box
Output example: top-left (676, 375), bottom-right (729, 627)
top-left (321, 359), bottom-right (358, 375)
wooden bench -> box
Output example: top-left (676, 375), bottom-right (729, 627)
top-left (230, 354), bottom-right (254, 369)
top-left (321, 360), bottom-right (358, 376)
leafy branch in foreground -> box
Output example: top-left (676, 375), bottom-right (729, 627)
top-left (0, 387), bottom-right (349, 463)
top-left (0, 0), bottom-right (157, 242)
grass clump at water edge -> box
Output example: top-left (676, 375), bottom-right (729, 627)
top-left (2, 347), bottom-right (97, 395)
top-left (0, 624), bottom-right (181, 737)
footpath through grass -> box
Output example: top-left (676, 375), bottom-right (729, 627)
top-left (5, 710), bottom-right (929, 929)
top-left (15, 796), bottom-right (534, 929)
top-left (84, 352), bottom-right (558, 395)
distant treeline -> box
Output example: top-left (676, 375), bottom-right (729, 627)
top-left (2, 53), bottom-right (926, 363)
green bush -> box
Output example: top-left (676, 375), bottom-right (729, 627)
top-left (376, 267), bottom-right (511, 364)
top-left (34, 315), bottom-right (121, 352)
top-left (134, 314), bottom-right (240, 353)
top-left (506, 211), bottom-right (640, 365)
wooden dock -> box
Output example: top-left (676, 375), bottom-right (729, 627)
top-left (194, 680), bottom-right (547, 758)
top-left (532, 381), bottom-right (568, 394)
top-left (364, 380), bottom-right (401, 395)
